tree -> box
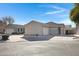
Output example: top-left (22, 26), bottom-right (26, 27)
top-left (70, 3), bottom-right (79, 34)
top-left (1, 16), bottom-right (14, 25)
top-left (0, 16), bottom-right (14, 33)
top-left (0, 19), bottom-right (6, 33)
top-left (70, 4), bottom-right (79, 24)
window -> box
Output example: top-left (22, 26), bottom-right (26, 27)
top-left (58, 27), bottom-right (61, 34)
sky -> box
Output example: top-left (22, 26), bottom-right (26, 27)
top-left (0, 3), bottom-right (75, 27)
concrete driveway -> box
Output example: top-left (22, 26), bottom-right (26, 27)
top-left (0, 35), bottom-right (79, 56)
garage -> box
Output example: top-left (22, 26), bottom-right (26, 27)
top-left (48, 27), bottom-right (61, 35)
top-left (43, 27), bottom-right (49, 35)
top-left (6, 29), bottom-right (14, 34)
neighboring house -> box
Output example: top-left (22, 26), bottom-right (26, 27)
top-left (65, 25), bottom-right (76, 35)
top-left (76, 24), bottom-right (79, 34)
top-left (0, 23), bottom-right (7, 34)
top-left (24, 20), bottom-right (65, 36)
top-left (5, 24), bottom-right (25, 34)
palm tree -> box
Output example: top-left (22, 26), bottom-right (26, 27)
top-left (70, 3), bottom-right (79, 34)
top-left (1, 16), bottom-right (14, 25)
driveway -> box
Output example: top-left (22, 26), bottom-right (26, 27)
top-left (0, 35), bottom-right (79, 56)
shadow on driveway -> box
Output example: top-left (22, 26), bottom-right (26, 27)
top-left (21, 35), bottom-right (55, 41)
top-left (0, 40), bottom-right (8, 43)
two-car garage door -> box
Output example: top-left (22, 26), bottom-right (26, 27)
top-left (43, 27), bottom-right (62, 35)
top-left (49, 28), bottom-right (60, 35)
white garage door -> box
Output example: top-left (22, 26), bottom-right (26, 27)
top-left (43, 27), bottom-right (49, 35)
top-left (49, 28), bottom-right (59, 35)
top-left (6, 29), bottom-right (14, 34)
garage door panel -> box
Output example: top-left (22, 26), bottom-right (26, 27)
top-left (43, 27), bottom-right (49, 35)
top-left (49, 28), bottom-right (58, 35)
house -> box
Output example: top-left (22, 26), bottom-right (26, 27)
top-left (0, 23), bottom-right (7, 34)
top-left (65, 25), bottom-right (76, 35)
top-left (5, 24), bottom-right (25, 34)
top-left (24, 20), bottom-right (65, 36)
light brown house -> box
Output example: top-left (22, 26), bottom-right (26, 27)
top-left (5, 24), bottom-right (25, 34)
top-left (0, 23), bottom-right (7, 33)
top-left (24, 20), bottom-right (65, 36)
top-left (0, 23), bottom-right (25, 34)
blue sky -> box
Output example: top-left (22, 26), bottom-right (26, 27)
top-left (0, 3), bottom-right (75, 27)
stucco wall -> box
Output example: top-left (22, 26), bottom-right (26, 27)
top-left (25, 22), bottom-right (43, 35)
top-left (25, 21), bottom-right (65, 36)
top-left (60, 28), bottom-right (65, 35)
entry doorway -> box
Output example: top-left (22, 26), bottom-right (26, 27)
top-left (58, 27), bottom-right (61, 35)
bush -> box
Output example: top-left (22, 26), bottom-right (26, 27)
top-left (2, 35), bottom-right (9, 41)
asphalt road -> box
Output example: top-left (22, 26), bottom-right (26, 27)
top-left (0, 35), bottom-right (79, 56)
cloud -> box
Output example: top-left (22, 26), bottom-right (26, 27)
top-left (45, 10), bottom-right (64, 15)
top-left (45, 5), bottom-right (69, 15)
top-left (39, 5), bottom-right (75, 27)
top-left (51, 6), bottom-right (68, 11)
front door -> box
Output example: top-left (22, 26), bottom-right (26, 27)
top-left (58, 27), bottom-right (61, 35)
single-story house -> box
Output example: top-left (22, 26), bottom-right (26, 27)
top-left (0, 23), bottom-right (7, 34)
top-left (65, 25), bottom-right (76, 35)
top-left (5, 24), bottom-right (25, 34)
top-left (24, 20), bottom-right (65, 36)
